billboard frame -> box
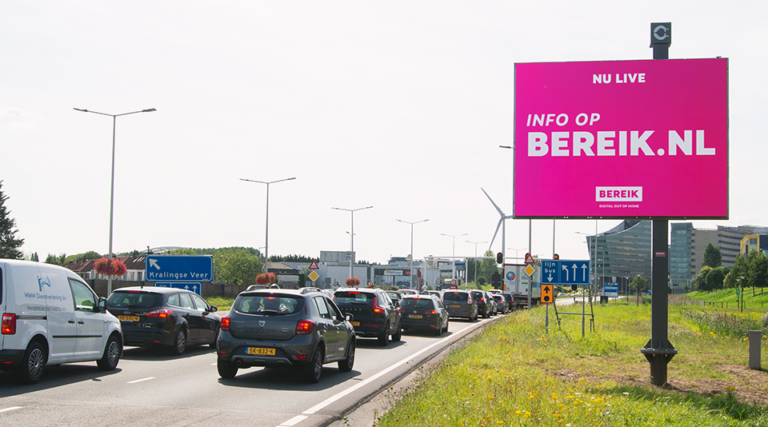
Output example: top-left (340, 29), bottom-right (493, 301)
top-left (512, 57), bottom-right (729, 220)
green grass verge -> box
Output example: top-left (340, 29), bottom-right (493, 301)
top-left (376, 297), bottom-right (768, 426)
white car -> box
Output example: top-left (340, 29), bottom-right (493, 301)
top-left (0, 259), bottom-right (123, 384)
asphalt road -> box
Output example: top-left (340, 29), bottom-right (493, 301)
top-left (0, 316), bottom-right (497, 427)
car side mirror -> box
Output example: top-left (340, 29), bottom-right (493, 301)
top-left (98, 298), bottom-right (107, 313)
top-left (211, 306), bottom-right (218, 312)
top-left (345, 314), bottom-right (354, 322)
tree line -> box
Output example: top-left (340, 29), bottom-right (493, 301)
top-left (694, 243), bottom-right (768, 292)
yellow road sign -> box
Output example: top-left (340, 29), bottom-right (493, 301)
top-left (541, 284), bottom-right (553, 304)
top-left (524, 265), bottom-right (536, 276)
top-left (308, 271), bottom-right (320, 282)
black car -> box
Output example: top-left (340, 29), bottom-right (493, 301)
top-left (107, 287), bottom-right (221, 355)
top-left (385, 290), bottom-right (403, 308)
top-left (470, 290), bottom-right (493, 319)
top-left (399, 295), bottom-right (449, 336)
top-left (333, 288), bottom-right (402, 346)
top-left (216, 289), bottom-right (355, 383)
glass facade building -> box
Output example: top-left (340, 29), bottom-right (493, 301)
top-left (586, 220), bottom-right (652, 293)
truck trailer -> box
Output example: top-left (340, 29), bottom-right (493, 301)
top-left (503, 263), bottom-right (541, 309)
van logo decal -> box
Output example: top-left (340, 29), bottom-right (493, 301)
top-left (259, 321), bottom-right (266, 327)
top-left (38, 276), bottom-right (52, 292)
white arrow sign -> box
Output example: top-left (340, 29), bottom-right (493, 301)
top-left (562, 265), bottom-right (569, 281)
top-left (572, 264), bottom-right (577, 279)
top-left (547, 274), bottom-right (554, 282)
top-left (581, 264), bottom-right (588, 281)
top-left (193, 285), bottom-right (198, 292)
top-left (149, 259), bottom-right (161, 270)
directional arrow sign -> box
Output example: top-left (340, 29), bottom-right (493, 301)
top-left (145, 255), bottom-right (213, 283)
top-left (539, 259), bottom-right (590, 285)
top-left (154, 282), bottom-right (202, 296)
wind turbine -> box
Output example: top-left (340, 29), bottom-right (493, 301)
top-left (481, 188), bottom-right (514, 263)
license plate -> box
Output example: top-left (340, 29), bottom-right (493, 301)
top-left (409, 315), bottom-right (423, 319)
top-left (247, 347), bottom-right (276, 356)
top-left (451, 305), bottom-right (460, 308)
top-left (350, 321), bottom-right (360, 326)
top-left (118, 315), bottom-right (140, 322)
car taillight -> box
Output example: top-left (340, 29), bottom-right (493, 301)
top-left (372, 297), bottom-right (384, 314)
top-left (468, 297), bottom-right (472, 304)
top-left (425, 310), bottom-right (436, 315)
top-left (146, 309), bottom-right (173, 318)
top-left (1, 313), bottom-right (16, 335)
top-left (296, 319), bottom-right (314, 335)
top-left (221, 316), bottom-right (230, 332)
top-left (479, 298), bottom-right (485, 303)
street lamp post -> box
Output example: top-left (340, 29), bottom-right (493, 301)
top-left (240, 177), bottom-right (296, 276)
top-left (441, 233), bottom-right (467, 282)
top-left (397, 219), bottom-right (429, 290)
top-left (333, 206), bottom-right (373, 279)
top-left (467, 240), bottom-right (488, 288)
top-left (74, 107), bottom-right (156, 294)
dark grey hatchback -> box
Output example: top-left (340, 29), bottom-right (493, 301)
top-left (216, 289), bottom-right (355, 383)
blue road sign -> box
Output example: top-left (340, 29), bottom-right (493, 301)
top-left (604, 282), bottom-right (619, 297)
top-left (154, 282), bottom-right (202, 295)
top-left (145, 255), bottom-right (213, 283)
top-left (540, 259), bottom-right (590, 285)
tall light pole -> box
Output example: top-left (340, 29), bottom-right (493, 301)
top-left (240, 177), bottom-right (296, 275)
top-left (467, 240), bottom-right (487, 287)
top-left (397, 219), bottom-right (429, 290)
top-left (74, 107), bottom-right (156, 294)
top-left (333, 206), bottom-right (373, 279)
top-left (508, 248), bottom-right (527, 262)
top-left (441, 233), bottom-right (467, 281)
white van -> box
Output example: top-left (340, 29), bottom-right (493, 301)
top-left (0, 259), bottom-right (123, 384)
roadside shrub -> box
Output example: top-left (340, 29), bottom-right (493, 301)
top-left (681, 309), bottom-right (762, 338)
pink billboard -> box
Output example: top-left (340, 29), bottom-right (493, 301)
top-left (514, 58), bottom-right (728, 219)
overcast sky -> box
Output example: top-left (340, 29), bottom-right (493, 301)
top-left (2, 1), bottom-right (765, 266)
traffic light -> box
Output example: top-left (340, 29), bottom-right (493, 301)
top-left (491, 271), bottom-right (502, 289)
top-left (571, 284), bottom-right (578, 291)
top-left (554, 253), bottom-right (560, 260)
top-left (496, 252), bottom-right (503, 264)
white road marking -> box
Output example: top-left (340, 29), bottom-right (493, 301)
top-left (0, 407), bottom-right (22, 413)
top-left (279, 415), bottom-right (308, 426)
top-left (127, 377), bottom-right (156, 384)
top-left (276, 318), bottom-right (490, 426)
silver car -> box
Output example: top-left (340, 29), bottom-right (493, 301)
top-left (216, 289), bottom-right (355, 383)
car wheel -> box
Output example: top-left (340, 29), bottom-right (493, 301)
top-left (434, 321), bottom-right (442, 336)
top-left (171, 328), bottom-right (187, 355)
top-left (377, 323), bottom-right (390, 346)
top-left (338, 338), bottom-right (355, 372)
top-left (210, 327), bottom-right (219, 349)
top-left (301, 346), bottom-right (324, 383)
top-left (484, 310), bottom-right (490, 319)
top-left (217, 358), bottom-right (238, 379)
top-left (97, 334), bottom-right (121, 371)
top-left (17, 341), bottom-right (46, 385)
top-left (392, 323), bottom-right (402, 342)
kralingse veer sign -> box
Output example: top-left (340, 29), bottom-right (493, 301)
top-left (514, 58), bottom-right (728, 219)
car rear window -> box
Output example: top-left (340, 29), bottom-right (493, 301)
top-left (334, 291), bottom-right (374, 305)
top-left (234, 295), bottom-right (305, 315)
top-left (443, 292), bottom-right (469, 301)
top-left (400, 298), bottom-right (434, 310)
top-left (107, 291), bottom-right (163, 309)
top-left (470, 291), bottom-right (483, 299)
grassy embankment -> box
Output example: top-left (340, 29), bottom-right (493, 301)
top-left (376, 294), bottom-right (768, 426)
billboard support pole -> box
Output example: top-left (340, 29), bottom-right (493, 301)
top-left (641, 22), bottom-right (678, 387)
